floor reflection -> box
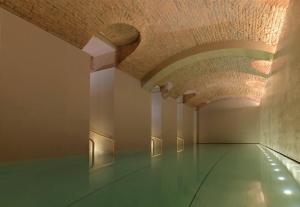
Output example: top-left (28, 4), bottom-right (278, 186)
top-left (1, 144), bottom-right (300, 207)
top-left (258, 145), bottom-right (300, 206)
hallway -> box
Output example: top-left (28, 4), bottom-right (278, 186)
top-left (1, 145), bottom-right (300, 207)
top-left (1, 1), bottom-right (300, 206)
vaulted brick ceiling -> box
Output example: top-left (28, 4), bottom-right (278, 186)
top-left (0, 0), bottom-right (290, 106)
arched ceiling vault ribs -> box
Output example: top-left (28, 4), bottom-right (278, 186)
top-left (189, 96), bottom-right (261, 110)
top-left (186, 87), bottom-right (264, 107)
top-left (156, 57), bottom-right (268, 99)
top-left (170, 71), bottom-right (266, 107)
top-left (141, 40), bottom-right (275, 90)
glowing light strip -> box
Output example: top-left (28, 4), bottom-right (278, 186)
top-left (151, 137), bottom-right (163, 157)
top-left (258, 145), bottom-right (300, 186)
top-left (177, 137), bottom-right (184, 152)
top-left (89, 130), bottom-right (115, 169)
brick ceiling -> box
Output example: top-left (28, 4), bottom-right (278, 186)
top-left (0, 0), bottom-right (290, 106)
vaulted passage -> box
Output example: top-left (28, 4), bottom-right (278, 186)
top-left (1, 1), bottom-right (300, 206)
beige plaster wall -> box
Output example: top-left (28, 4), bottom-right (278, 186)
top-left (113, 69), bottom-right (151, 152)
top-left (198, 99), bottom-right (260, 143)
top-left (193, 109), bottom-right (198, 144)
top-left (161, 97), bottom-right (177, 149)
top-left (177, 103), bottom-right (195, 145)
top-left (182, 104), bottom-right (195, 145)
top-left (90, 68), bottom-right (151, 153)
top-left (260, 0), bottom-right (300, 162)
top-left (89, 69), bottom-right (115, 156)
top-left (151, 92), bottom-right (162, 138)
top-left (89, 67), bottom-right (192, 154)
top-left (177, 103), bottom-right (184, 139)
top-left (0, 9), bottom-right (90, 161)
top-left (90, 69), bottom-right (114, 137)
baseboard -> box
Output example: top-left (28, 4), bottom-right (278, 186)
top-left (259, 144), bottom-right (300, 164)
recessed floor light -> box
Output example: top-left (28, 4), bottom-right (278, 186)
top-left (283, 189), bottom-right (293, 195)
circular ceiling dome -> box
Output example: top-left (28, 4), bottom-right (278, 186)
top-left (101, 23), bottom-right (140, 47)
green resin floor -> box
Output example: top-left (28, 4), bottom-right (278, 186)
top-left (1, 144), bottom-right (300, 207)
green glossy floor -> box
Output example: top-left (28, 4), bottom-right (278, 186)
top-left (1, 144), bottom-right (300, 207)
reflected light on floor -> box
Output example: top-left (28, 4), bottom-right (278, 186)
top-left (264, 146), bottom-right (300, 186)
top-left (247, 182), bottom-right (266, 206)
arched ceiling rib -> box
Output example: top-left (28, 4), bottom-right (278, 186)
top-left (175, 71), bottom-right (266, 106)
top-left (156, 56), bottom-right (268, 98)
top-left (0, 0), bottom-right (290, 106)
top-left (142, 40), bottom-right (274, 90)
top-left (186, 86), bottom-right (264, 107)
